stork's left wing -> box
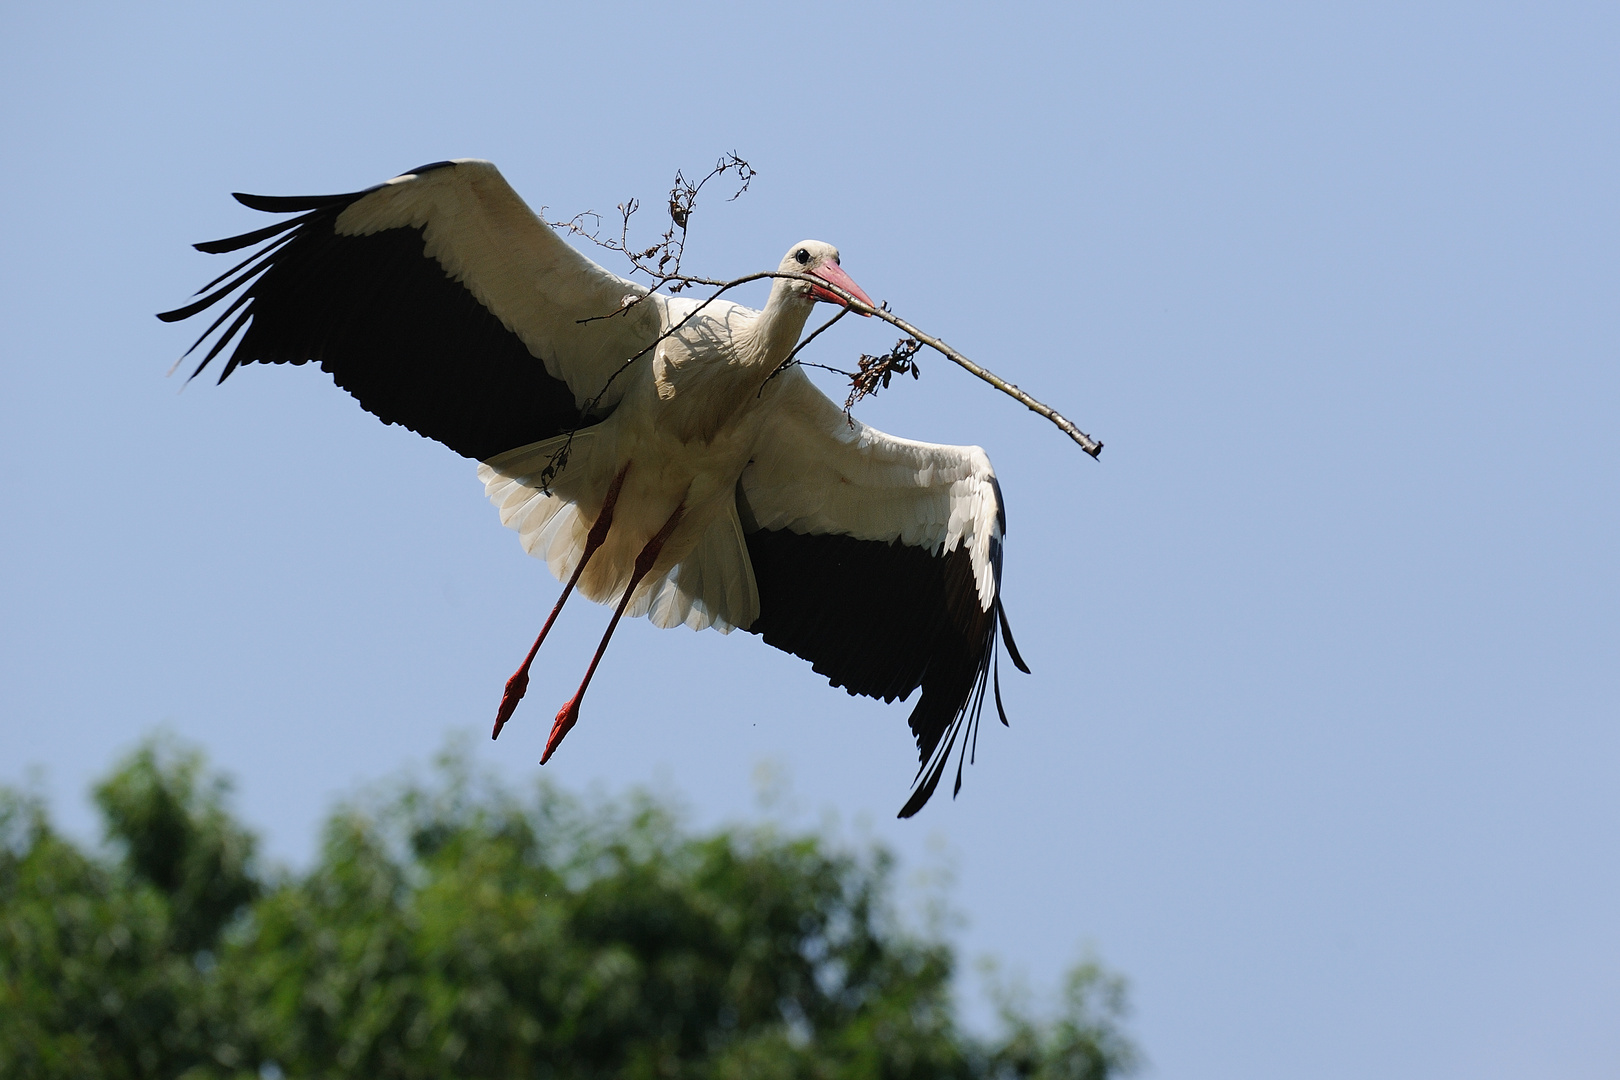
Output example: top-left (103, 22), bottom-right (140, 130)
top-left (738, 369), bottom-right (1029, 817)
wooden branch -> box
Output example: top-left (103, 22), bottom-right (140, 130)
top-left (551, 154), bottom-right (1102, 459)
top-left (669, 270), bottom-right (1104, 459)
top-left (870, 300), bottom-right (1104, 459)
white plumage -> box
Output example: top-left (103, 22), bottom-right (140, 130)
top-left (160, 158), bottom-right (1025, 816)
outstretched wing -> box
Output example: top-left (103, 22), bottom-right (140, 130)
top-left (158, 159), bottom-right (663, 460)
top-left (737, 369), bottom-right (1030, 817)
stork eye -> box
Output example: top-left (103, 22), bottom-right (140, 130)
top-left (795, 249), bottom-right (810, 265)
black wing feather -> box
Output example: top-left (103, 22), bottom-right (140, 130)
top-left (193, 210), bottom-right (318, 256)
top-left (158, 163), bottom-right (587, 462)
top-left (743, 526), bottom-right (1018, 818)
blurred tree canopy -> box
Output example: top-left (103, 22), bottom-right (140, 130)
top-left (0, 737), bottom-right (1136, 1079)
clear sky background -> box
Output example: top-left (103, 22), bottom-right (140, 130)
top-left (3, 2), bottom-right (1616, 1076)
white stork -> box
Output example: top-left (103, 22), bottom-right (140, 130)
top-left (159, 159), bottom-right (1027, 816)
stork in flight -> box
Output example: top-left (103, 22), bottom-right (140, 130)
top-left (159, 159), bottom-right (1027, 817)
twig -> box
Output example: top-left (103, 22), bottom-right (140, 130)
top-left (548, 155), bottom-right (1103, 461)
top-left (642, 270), bottom-right (1105, 458)
top-left (869, 298), bottom-right (1103, 458)
top-left (760, 306), bottom-right (849, 393)
top-left (545, 153), bottom-right (755, 295)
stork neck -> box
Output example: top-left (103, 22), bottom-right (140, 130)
top-left (748, 282), bottom-right (816, 370)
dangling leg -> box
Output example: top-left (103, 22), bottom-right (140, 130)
top-left (492, 464), bottom-right (630, 740)
top-left (541, 500), bottom-right (687, 764)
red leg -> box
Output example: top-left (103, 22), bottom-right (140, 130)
top-left (491, 464), bottom-right (630, 740)
top-left (541, 500), bottom-right (687, 764)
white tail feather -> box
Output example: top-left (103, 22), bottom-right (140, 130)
top-left (630, 503), bottom-right (758, 632)
top-left (478, 434), bottom-right (600, 584)
top-left (478, 436), bottom-right (759, 633)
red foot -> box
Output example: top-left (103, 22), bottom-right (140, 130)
top-left (541, 696), bottom-right (582, 764)
top-left (492, 667), bottom-right (530, 740)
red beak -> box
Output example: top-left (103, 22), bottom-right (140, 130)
top-left (809, 261), bottom-right (874, 315)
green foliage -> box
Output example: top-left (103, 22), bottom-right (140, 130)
top-left (92, 740), bottom-right (259, 956)
top-left (0, 739), bottom-right (258, 1079)
top-left (982, 961), bottom-right (1139, 1080)
top-left (0, 738), bottom-right (1137, 1080)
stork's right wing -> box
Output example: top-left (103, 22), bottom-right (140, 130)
top-left (159, 159), bottom-right (662, 461)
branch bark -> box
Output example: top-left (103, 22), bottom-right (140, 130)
top-left (551, 155), bottom-right (1103, 459)
top-left (658, 270), bottom-right (1104, 459)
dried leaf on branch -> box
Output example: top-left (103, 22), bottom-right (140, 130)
top-left (845, 338), bottom-right (924, 412)
top-left (548, 153), bottom-right (756, 294)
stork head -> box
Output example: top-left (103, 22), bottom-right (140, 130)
top-left (779, 240), bottom-right (874, 315)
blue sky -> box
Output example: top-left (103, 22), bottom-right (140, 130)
top-left (2, 3), bottom-right (1616, 1076)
